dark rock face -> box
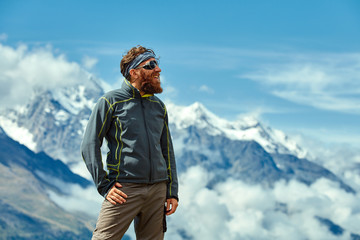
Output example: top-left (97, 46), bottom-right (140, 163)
top-left (0, 81), bottom-right (357, 239)
top-left (0, 129), bottom-right (91, 188)
top-left (0, 129), bottom-right (93, 239)
top-left (172, 125), bottom-right (354, 193)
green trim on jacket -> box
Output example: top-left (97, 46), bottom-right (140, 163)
top-left (81, 79), bottom-right (178, 200)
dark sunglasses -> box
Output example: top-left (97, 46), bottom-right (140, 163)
top-left (136, 60), bottom-right (159, 70)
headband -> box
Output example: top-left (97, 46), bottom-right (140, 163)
top-left (124, 52), bottom-right (156, 79)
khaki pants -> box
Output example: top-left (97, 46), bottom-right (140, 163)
top-left (92, 182), bottom-right (167, 240)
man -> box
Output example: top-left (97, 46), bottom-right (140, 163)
top-left (81, 46), bottom-right (179, 240)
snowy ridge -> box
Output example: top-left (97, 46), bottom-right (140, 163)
top-left (167, 102), bottom-right (307, 159)
top-left (0, 75), bottom-right (104, 169)
top-left (0, 115), bottom-right (37, 151)
top-left (0, 76), bottom-right (307, 167)
top-left (49, 76), bottom-right (103, 115)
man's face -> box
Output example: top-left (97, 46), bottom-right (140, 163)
top-left (137, 58), bottom-right (163, 94)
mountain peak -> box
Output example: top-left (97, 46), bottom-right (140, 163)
top-left (167, 102), bottom-right (226, 137)
top-left (188, 101), bottom-right (207, 112)
top-left (167, 102), bottom-right (306, 158)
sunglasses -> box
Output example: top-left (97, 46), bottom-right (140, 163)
top-left (136, 60), bottom-right (159, 70)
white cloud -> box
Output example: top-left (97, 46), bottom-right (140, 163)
top-left (34, 169), bottom-right (103, 217)
top-left (49, 165), bottom-right (360, 240)
top-left (290, 132), bottom-right (360, 193)
top-left (0, 43), bottom-right (94, 109)
top-left (82, 55), bottom-right (98, 70)
top-left (0, 115), bottom-right (37, 151)
top-left (48, 184), bottom-right (103, 218)
top-left (199, 84), bottom-right (214, 94)
top-left (164, 166), bottom-right (360, 240)
top-left (242, 53), bottom-right (360, 114)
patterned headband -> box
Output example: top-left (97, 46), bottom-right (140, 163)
top-left (124, 52), bottom-right (156, 79)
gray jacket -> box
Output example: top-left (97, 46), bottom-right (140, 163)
top-left (81, 79), bottom-right (178, 200)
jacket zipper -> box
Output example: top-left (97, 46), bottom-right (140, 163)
top-left (140, 97), bottom-right (153, 182)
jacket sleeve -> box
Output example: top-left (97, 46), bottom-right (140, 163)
top-left (160, 109), bottom-right (179, 201)
top-left (80, 97), bottom-right (115, 197)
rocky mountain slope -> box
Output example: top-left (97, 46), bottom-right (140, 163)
top-left (0, 79), bottom-right (354, 193)
top-left (0, 76), bottom-right (104, 167)
top-left (0, 78), bottom-right (358, 239)
top-left (0, 127), bottom-right (93, 239)
top-left (168, 103), bottom-right (354, 192)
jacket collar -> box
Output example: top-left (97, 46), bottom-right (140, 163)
top-left (121, 79), bottom-right (141, 98)
top-left (121, 79), bottom-right (154, 99)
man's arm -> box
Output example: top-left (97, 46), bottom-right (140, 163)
top-left (80, 97), bottom-right (115, 197)
top-left (160, 109), bottom-right (179, 203)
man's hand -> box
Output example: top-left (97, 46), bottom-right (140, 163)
top-left (106, 182), bottom-right (128, 205)
top-left (165, 198), bottom-right (178, 216)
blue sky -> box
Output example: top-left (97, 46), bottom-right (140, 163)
top-left (1, 0), bottom-right (360, 147)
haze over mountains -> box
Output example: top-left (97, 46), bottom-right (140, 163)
top-left (0, 76), bottom-right (359, 239)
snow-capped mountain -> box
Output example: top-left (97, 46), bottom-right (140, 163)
top-left (168, 101), bottom-right (307, 159)
top-left (167, 103), bottom-right (353, 192)
top-left (0, 77), bottom-right (306, 165)
top-left (1, 78), bottom-right (359, 239)
top-left (0, 76), bottom-right (105, 168)
top-left (0, 78), bottom-right (354, 193)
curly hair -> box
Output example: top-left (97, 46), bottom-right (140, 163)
top-left (120, 46), bottom-right (156, 80)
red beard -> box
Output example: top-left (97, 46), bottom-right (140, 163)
top-left (140, 72), bottom-right (163, 94)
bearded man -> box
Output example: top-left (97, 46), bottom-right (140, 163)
top-left (81, 46), bottom-right (179, 240)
